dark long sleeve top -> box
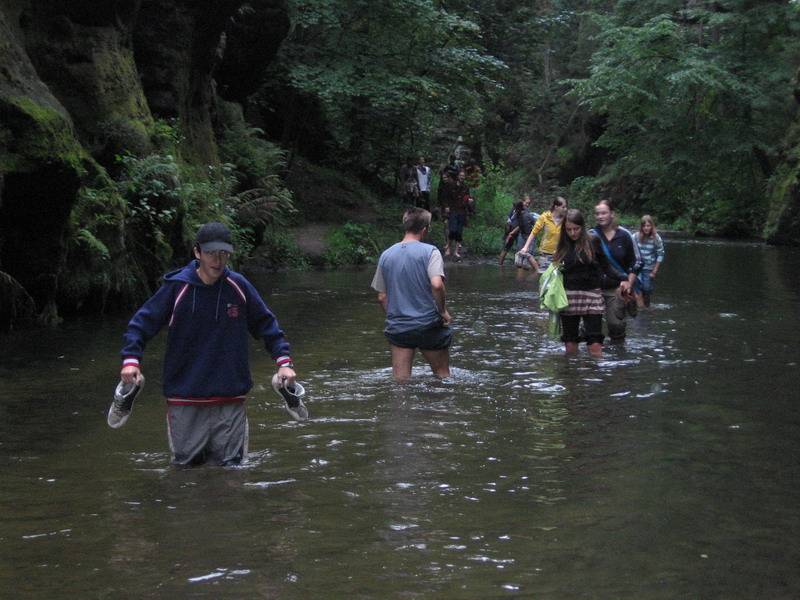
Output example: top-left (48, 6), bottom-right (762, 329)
top-left (561, 235), bottom-right (627, 291)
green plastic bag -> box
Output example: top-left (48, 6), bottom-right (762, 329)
top-left (539, 262), bottom-right (567, 338)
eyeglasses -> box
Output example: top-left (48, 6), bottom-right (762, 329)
top-left (202, 250), bottom-right (231, 260)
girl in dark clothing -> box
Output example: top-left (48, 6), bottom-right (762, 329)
top-left (592, 199), bottom-right (642, 341)
top-left (553, 209), bottom-right (625, 357)
top-left (443, 170), bottom-right (471, 258)
top-left (499, 195), bottom-right (537, 266)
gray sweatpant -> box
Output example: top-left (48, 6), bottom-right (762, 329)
top-left (166, 402), bottom-right (248, 466)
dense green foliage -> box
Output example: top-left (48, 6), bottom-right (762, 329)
top-left (54, 0), bottom-right (800, 316)
top-left (59, 107), bottom-right (299, 312)
top-left (568, 2), bottom-right (800, 234)
top-left (260, 0), bottom-right (507, 179)
top-left (260, 0), bottom-right (800, 236)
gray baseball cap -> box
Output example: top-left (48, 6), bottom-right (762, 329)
top-left (195, 222), bottom-right (234, 253)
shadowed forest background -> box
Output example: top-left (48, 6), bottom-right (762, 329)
top-left (2, 0), bottom-right (800, 329)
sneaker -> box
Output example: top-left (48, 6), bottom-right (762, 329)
top-left (107, 375), bottom-right (145, 429)
top-left (612, 295), bottom-right (628, 321)
top-left (514, 251), bottom-right (532, 270)
top-left (626, 298), bottom-right (638, 318)
top-left (272, 373), bottom-right (308, 422)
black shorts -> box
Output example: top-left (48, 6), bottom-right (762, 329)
top-left (385, 323), bottom-right (452, 350)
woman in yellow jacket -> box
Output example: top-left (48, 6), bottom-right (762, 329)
top-left (520, 196), bottom-right (567, 271)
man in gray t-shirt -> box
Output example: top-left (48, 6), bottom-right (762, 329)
top-left (371, 208), bottom-right (452, 378)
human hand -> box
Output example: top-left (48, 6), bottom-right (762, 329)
top-left (276, 365), bottom-right (296, 387)
top-left (121, 365), bottom-right (142, 385)
top-left (440, 310), bottom-right (452, 327)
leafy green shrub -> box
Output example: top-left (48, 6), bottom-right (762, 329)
top-left (255, 232), bottom-right (310, 270)
top-left (322, 222), bottom-right (382, 266)
top-left (217, 102), bottom-right (297, 242)
top-left (151, 118), bottom-right (183, 151)
top-left (462, 223), bottom-right (503, 256)
top-left (116, 153), bottom-right (236, 273)
top-left (60, 183), bottom-right (145, 311)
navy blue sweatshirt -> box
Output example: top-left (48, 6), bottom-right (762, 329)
top-left (590, 226), bottom-right (643, 289)
top-left (121, 261), bottom-right (291, 404)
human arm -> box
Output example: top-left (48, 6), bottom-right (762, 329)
top-left (244, 278), bottom-right (296, 386)
top-left (523, 214), bottom-right (546, 252)
top-left (506, 225), bottom-right (521, 241)
top-left (371, 263), bottom-right (387, 312)
top-left (651, 236), bottom-right (665, 278)
top-left (592, 235), bottom-right (628, 290)
top-left (615, 228), bottom-right (641, 293)
top-left (430, 275), bottom-right (451, 326)
top-left (427, 249), bottom-right (451, 325)
top-left (119, 283), bottom-right (174, 383)
top-left (520, 229), bottom-right (536, 253)
top-left (377, 291), bottom-right (388, 312)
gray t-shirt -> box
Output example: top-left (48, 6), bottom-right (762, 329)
top-left (371, 241), bottom-right (444, 334)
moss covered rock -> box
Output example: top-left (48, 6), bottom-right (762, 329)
top-left (0, 3), bottom-right (95, 323)
top-left (766, 68), bottom-right (800, 246)
top-left (0, 0), bottom-right (291, 328)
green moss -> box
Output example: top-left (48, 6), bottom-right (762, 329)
top-left (765, 120), bottom-right (800, 243)
top-left (3, 95), bottom-right (89, 174)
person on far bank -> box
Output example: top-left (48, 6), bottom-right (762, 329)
top-left (521, 196), bottom-right (567, 272)
top-left (415, 156), bottom-right (433, 211)
top-left (399, 157), bottom-right (419, 206)
top-left (118, 222), bottom-right (298, 466)
top-left (442, 169), bottom-right (471, 258)
top-left (499, 195), bottom-right (536, 266)
top-left (591, 199), bottom-right (642, 342)
top-left (634, 215), bottom-right (665, 308)
top-left (554, 209), bottom-right (626, 357)
top-left (371, 208), bottom-right (452, 379)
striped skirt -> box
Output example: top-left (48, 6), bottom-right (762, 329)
top-left (562, 289), bottom-right (604, 316)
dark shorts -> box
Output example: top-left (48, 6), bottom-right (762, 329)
top-left (560, 313), bottom-right (604, 345)
top-left (385, 323), bottom-right (452, 350)
top-left (503, 232), bottom-right (518, 251)
top-left (447, 214), bottom-right (466, 241)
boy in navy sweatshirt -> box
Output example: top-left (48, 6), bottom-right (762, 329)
top-left (119, 222), bottom-right (296, 466)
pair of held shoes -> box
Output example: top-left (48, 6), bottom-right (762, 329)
top-left (107, 373), bottom-right (308, 428)
top-left (613, 290), bottom-right (638, 321)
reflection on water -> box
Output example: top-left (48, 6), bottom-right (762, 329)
top-left (1, 240), bottom-right (799, 599)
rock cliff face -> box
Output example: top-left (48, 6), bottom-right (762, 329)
top-left (766, 68), bottom-right (800, 246)
top-left (0, 0), bottom-right (289, 325)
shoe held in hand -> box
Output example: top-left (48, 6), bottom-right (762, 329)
top-left (271, 373), bottom-right (308, 422)
top-left (108, 375), bottom-right (145, 429)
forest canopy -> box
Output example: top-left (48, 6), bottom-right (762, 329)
top-left (261, 0), bottom-right (800, 234)
top-left (2, 0), bottom-right (800, 327)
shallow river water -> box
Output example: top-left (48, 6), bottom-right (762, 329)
top-left (1, 239), bottom-right (799, 599)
